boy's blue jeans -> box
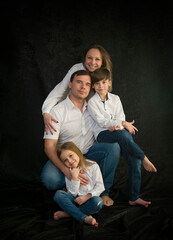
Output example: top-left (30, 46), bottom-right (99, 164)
top-left (97, 129), bottom-right (145, 160)
top-left (53, 190), bottom-right (104, 222)
top-left (97, 130), bottom-right (143, 201)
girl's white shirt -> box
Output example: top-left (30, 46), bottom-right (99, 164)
top-left (65, 160), bottom-right (105, 197)
top-left (88, 92), bottom-right (126, 139)
top-left (42, 63), bottom-right (85, 114)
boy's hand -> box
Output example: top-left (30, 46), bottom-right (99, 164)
top-left (122, 120), bottom-right (138, 135)
top-left (109, 125), bottom-right (121, 132)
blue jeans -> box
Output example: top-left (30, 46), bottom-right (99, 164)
top-left (41, 142), bottom-right (120, 196)
top-left (53, 190), bottom-right (104, 222)
top-left (97, 130), bottom-right (142, 201)
top-left (97, 130), bottom-right (145, 160)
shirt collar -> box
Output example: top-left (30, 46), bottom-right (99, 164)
top-left (66, 96), bottom-right (88, 112)
top-left (95, 92), bottom-right (110, 101)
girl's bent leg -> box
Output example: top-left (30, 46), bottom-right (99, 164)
top-left (53, 190), bottom-right (87, 222)
top-left (79, 196), bottom-right (104, 215)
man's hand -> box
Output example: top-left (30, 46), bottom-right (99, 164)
top-left (78, 170), bottom-right (89, 185)
top-left (43, 113), bottom-right (58, 135)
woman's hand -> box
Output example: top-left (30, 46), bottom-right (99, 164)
top-left (43, 113), bottom-right (58, 135)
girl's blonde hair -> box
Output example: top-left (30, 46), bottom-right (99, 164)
top-left (57, 142), bottom-right (94, 170)
top-left (82, 44), bottom-right (112, 82)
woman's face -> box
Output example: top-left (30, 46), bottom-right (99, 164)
top-left (84, 48), bottom-right (103, 72)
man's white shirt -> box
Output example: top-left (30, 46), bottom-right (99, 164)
top-left (44, 96), bottom-right (95, 154)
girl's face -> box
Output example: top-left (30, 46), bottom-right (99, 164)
top-left (84, 48), bottom-right (103, 72)
top-left (93, 79), bottom-right (112, 100)
top-left (60, 149), bottom-right (80, 168)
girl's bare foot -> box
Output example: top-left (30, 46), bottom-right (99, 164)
top-left (101, 196), bottom-right (114, 206)
top-left (53, 210), bottom-right (70, 220)
top-left (84, 216), bottom-right (98, 227)
top-left (142, 156), bottom-right (157, 172)
top-left (129, 198), bottom-right (151, 208)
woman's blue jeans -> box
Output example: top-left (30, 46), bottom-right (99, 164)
top-left (41, 142), bottom-right (120, 197)
top-left (53, 190), bottom-right (104, 222)
top-left (97, 130), bottom-right (142, 201)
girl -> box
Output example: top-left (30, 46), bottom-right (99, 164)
top-left (53, 142), bottom-right (105, 227)
top-left (42, 44), bottom-right (112, 134)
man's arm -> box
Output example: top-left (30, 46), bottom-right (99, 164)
top-left (44, 139), bottom-right (71, 179)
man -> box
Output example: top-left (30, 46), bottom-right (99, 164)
top-left (41, 70), bottom-right (120, 206)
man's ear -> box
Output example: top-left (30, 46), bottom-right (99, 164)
top-left (69, 82), bottom-right (72, 89)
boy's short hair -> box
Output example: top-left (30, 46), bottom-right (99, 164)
top-left (91, 68), bottom-right (111, 84)
top-left (91, 68), bottom-right (112, 92)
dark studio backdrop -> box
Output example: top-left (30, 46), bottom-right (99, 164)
top-left (0, 1), bottom-right (173, 239)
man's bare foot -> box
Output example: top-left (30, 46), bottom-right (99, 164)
top-left (129, 198), bottom-right (151, 208)
top-left (53, 210), bottom-right (70, 220)
top-left (142, 156), bottom-right (157, 172)
top-left (101, 196), bottom-right (114, 206)
top-left (84, 216), bottom-right (98, 227)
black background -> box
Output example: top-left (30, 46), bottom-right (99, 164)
top-left (0, 1), bottom-right (173, 239)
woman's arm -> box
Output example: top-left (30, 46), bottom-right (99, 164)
top-left (42, 63), bottom-right (85, 133)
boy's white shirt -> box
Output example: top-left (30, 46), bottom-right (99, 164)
top-left (87, 92), bottom-right (126, 139)
top-left (42, 63), bottom-right (85, 114)
top-left (65, 160), bottom-right (105, 197)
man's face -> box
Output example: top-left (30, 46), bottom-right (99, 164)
top-left (69, 74), bottom-right (91, 100)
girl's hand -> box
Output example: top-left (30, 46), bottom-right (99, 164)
top-left (43, 113), bottom-right (58, 135)
top-left (74, 193), bottom-right (92, 205)
top-left (70, 167), bottom-right (80, 181)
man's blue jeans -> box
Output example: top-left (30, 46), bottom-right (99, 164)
top-left (53, 190), bottom-right (104, 222)
top-left (41, 142), bottom-right (120, 197)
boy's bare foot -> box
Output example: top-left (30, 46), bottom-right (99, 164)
top-left (84, 216), bottom-right (98, 227)
top-left (53, 210), bottom-right (70, 220)
top-left (101, 196), bottom-right (114, 206)
top-left (129, 198), bottom-right (151, 208)
top-left (142, 156), bottom-right (157, 172)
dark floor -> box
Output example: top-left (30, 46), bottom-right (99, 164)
top-left (0, 182), bottom-right (172, 240)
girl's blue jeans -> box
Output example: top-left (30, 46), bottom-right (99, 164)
top-left (53, 190), bottom-right (104, 222)
top-left (41, 141), bottom-right (142, 201)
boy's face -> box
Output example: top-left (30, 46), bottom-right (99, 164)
top-left (93, 79), bottom-right (111, 97)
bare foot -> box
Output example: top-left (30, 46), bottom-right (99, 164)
top-left (129, 198), bottom-right (151, 208)
top-left (84, 216), bottom-right (98, 227)
top-left (142, 156), bottom-right (157, 172)
top-left (53, 210), bottom-right (70, 220)
top-left (101, 196), bottom-right (114, 206)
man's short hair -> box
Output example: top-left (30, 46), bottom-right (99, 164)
top-left (70, 70), bottom-right (91, 82)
